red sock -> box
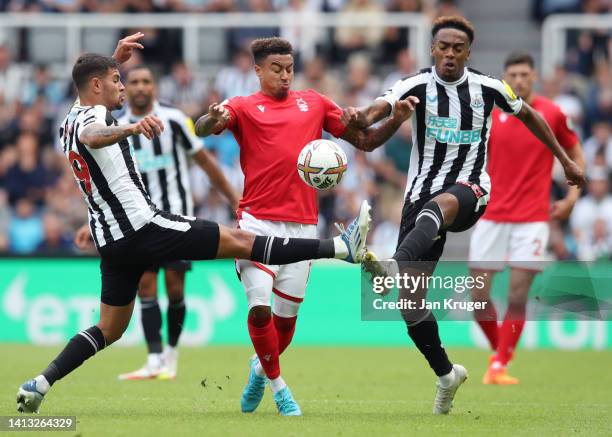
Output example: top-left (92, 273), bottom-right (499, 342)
top-left (273, 315), bottom-right (297, 355)
top-left (475, 301), bottom-right (499, 350)
top-left (495, 312), bottom-right (525, 366)
top-left (247, 317), bottom-right (280, 379)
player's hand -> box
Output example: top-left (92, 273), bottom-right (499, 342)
top-left (563, 160), bottom-right (586, 188)
top-left (74, 224), bottom-right (93, 250)
top-left (341, 107), bottom-right (362, 128)
top-left (550, 198), bottom-right (574, 221)
top-left (132, 115), bottom-right (164, 140)
top-left (393, 96), bottom-right (419, 122)
top-left (208, 103), bottom-right (230, 123)
top-left (112, 32), bottom-right (145, 64)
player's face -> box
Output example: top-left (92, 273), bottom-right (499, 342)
top-left (504, 63), bottom-right (536, 100)
top-left (431, 28), bottom-right (471, 81)
top-left (256, 54), bottom-right (294, 99)
top-left (100, 68), bottom-right (125, 110)
top-left (126, 68), bottom-right (155, 111)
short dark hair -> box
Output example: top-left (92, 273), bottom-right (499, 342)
top-left (432, 15), bottom-right (475, 45)
top-left (71, 53), bottom-right (119, 90)
top-left (125, 64), bottom-right (155, 82)
top-left (504, 51), bottom-right (535, 70)
top-left (250, 37), bottom-right (293, 65)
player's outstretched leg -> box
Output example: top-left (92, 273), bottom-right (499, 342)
top-left (218, 200), bottom-right (371, 265)
top-left (17, 301), bottom-right (135, 413)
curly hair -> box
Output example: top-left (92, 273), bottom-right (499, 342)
top-left (431, 15), bottom-right (475, 45)
top-left (250, 37), bottom-right (293, 65)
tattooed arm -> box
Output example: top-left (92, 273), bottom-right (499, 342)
top-left (79, 115), bottom-right (164, 149)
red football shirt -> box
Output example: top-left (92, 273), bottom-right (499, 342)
top-left (223, 89), bottom-right (346, 224)
top-left (483, 95), bottom-right (578, 222)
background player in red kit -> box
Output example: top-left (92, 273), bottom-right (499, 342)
top-left (468, 52), bottom-right (585, 384)
top-left (196, 37), bottom-right (410, 416)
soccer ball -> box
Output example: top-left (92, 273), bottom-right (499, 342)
top-left (297, 140), bottom-right (348, 190)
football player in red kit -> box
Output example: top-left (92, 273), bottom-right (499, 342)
top-left (196, 37), bottom-right (412, 415)
top-left (468, 52), bottom-right (584, 384)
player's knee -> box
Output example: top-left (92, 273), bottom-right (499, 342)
top-left (272, 296), bottom-right (301, 318)
top-left (166, 285), bottom-right (184, 301)
top-left (98, 324), bottom-right (127, 345)
top-left (221, 228), bottom-right (255, 258)
top-left (138, 275), bottom-right (157, 298)
top-left (248, 305), bottom-right (271, 327)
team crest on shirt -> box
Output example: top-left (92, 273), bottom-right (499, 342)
top-left (470, 94), bottom-right (484, 109)
top-left (296, 98), bottom-right (309, 112)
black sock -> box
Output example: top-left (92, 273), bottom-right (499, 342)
top-left (406, 313), bottom-right (453, 376)
top-left (141, 297), bottom-right (163, 354)
top-left (251, 236), bottom-right (334, 265)
top-left (393, 201), bottom-right (443, 262)
top-left (41, 326), bottom-right (106, 386)
top-left (167, 298), bottom-right (186, 347)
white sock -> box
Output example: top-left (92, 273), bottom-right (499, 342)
top-left (269, 376), bottom-right (287, 393)
top-left (147, 353), bottom-right (163, 370)
top-left (333, 236), bottom-right (348, 259)
top-left (254, 361), bottom-right (265, 378)
top-left (438, 368), bottom-right (456, 388)
top-left (34, 375), bottom-right (50, 395)
top-left (491, 360), bottom-right (503, 370)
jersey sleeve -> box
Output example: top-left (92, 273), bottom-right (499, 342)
top-left (320, 93), bottom-right (346, 138)
top-left (376, 75), bottom-right (424, 112)
top-left (176, 113), bottom-right (204, 155)
top-left (76, 105), bottom-right (108, 139)
top-left (553, 106), bottom-right (579, 149)
top-left (486, 78), bottom-right (523, 115)
top-left (221, 97), bottom-right (240, 133)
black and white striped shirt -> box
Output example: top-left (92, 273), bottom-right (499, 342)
top-left (118, 102), bottom-right (202, 216)
top-left (60, 104), bottom-right (156, 248)
top-left (378, 66), bottom-right (523, 203)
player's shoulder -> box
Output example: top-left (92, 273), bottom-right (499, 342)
top-left (156, 101), bottom-right (189, 122)
top-left (75, 104), bottom-right (111, 125)
top-left (532, 95), bottom-right (564, 116)
top-left (393, 68), bottom-right (431, 87)
top-left (467, 68), bottom-right (503, 86)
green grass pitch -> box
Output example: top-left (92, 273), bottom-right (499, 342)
top-left (2, 345), bottom-right (611, 436)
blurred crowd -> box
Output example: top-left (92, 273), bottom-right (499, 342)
top-left (0, 0), bottom-right (611, 262)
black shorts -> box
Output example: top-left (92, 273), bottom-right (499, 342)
top-left (397, 182), bottom-right (487, 263)
top-left (145, 260), bottom-right (193, 273)
top-left (98, 212), bottom-right (219, 306)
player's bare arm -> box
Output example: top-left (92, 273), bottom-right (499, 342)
top-left (341, 98), bottom-right (419, 152)
top-left (515, 103), bottom-right (586, 188)
top-left (342, 98), bottom-right (393, 129)
top-left (74, 224), bottom-right (93, 250)
top-left (112, 32), bottom-right (145, 64)
top-left (195, 103), bottom-right (230, 137)
top-left (192, 148), bottom-right (240, 210)
top-left (79, 115), bottom-right (164, 149)
top-left (551, 142), bottom-right (585, 220)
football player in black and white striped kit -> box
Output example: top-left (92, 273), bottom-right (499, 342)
top-left (343, 16), bottom-right (585, 415)
top-left (113, 65), bottom-right (239, 381)
top-left (16, 34), bottom-right (372, 414)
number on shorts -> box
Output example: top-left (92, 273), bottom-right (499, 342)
top-left (533, 238), bottom-right (542, 256)
top-left (68, 150), bottom-right (92, 195)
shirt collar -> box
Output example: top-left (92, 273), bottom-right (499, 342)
top-left (431, 66), bottom-right (468, 86)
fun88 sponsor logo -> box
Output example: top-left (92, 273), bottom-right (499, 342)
top-left (426, 116), bottom-right (481, 145)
